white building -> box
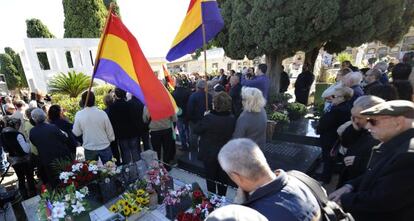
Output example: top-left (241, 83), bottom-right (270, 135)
top-left (20, 38), bottom-right (100, 93)
top-left (19, 38), bottom-right (168, 93)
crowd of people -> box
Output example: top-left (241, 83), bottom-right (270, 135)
top-left (0, 53), bottom-right (414, 220)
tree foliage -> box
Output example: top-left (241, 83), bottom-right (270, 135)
top-left (103, 0), bottom-right (121, 17)
top-left (4, 47), bottom-right (28, 88)
top-left (26, 18), bottom-right (55, 38)
top-left (63, 0), bottom-right (107, 38)
top-left (216, 0), bottom-right (340, 93)
top-left (0, 53), bottom-right (21, 90)
top-left (324, 0), bottom-right (414, 53)
top-left (48, 71), bottom-right (95, 98)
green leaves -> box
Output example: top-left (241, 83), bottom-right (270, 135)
top-left (0, 52), bottom-right (21, 90)
top-left (48, 71), bottom-right (94, 98)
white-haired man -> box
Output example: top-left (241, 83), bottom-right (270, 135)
top-left (342, 71), bottom-right (364, 103)
top-left (218, 138), bottom-right (320, 221)
top-left (329, 100), bottom-right (414, 221)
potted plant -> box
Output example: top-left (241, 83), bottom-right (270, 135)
top-left (286, 102), bottom-right (307, 120)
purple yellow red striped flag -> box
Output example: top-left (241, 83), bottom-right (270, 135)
top-left (94, 13), bottom-right (177, 121)
top-left (166, 0), bottom-right (224, 61)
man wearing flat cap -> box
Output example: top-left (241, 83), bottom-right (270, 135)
top-left (329, 100), bottom-right (414, 221)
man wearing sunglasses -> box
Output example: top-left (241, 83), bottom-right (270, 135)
top-left (329, 100), bottom-right (414, 221)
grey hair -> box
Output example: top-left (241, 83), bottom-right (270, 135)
top-left (366, 68), bottom-right (382, 80)
top-left (218, 138), bottom-right (272, 180)
top-left (353, 95), bottom-right (385, 110)
top-left (31, 108), bottom-right (47, 124)
top-left (241, 87), bottom-right (266, 112)
top-left (373, 61), bottom-right (388, 73)
top-left (343, 71), bottom-right (363, 86)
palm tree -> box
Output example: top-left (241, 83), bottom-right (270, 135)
top-left (48, 71), bottom-right (94, 98)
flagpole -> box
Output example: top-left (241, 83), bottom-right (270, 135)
top-left (85, 3), bottom-right (114, 107)
top-left (201, 10), bottom-right (209, 111)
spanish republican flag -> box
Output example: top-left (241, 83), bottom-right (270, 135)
top-left (94, 13), bottom-right (177, 121)
top-left (166, 0), bottom-right (224, 61)
top-left (163, 64), bottom-right (175, 91)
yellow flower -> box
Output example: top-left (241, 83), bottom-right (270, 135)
top-left (123, 206), bottom-right (131, 216)
top-left (117, 199), bottom-right (126, 206)
top-left (131, 205), bottom-right (139, 214)
top-left (136, 197), bottom-right (144, 204)
top-left (109, 205), bottom-right (118, 213)
top-left (136, 189), bottom-right (145, 196)
top-left (142, 198), bottom-right (149, 205)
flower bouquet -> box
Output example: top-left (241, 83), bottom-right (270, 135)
top-left (176, 191), bottom-right (226, 221)
top-left (94, 159), bottom-right (123, 203)
top-left (108, 188), bottom-right (150, 219)
top-left (146, 161), bottom-right (173, 203)
top-left (58, 160), bottom-right (98, 188)
top-left (164, 184), bottom-right (193, 220)
top-left (38, 184), bottom-right (90, 220)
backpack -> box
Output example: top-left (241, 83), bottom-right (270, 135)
top-left (288, 170), bottom-right (354, 221)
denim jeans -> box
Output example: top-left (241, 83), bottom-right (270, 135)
top-left (177, 118), bottom-right (189, 149)
top-left (118, 137), bottom-right (140, 164)
top-left (84, 147), bottom-right (113, 164)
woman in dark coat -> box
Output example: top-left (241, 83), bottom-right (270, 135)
top-left (316, 86), bottom-right (353, 184)
top-left (194, 92), bottom-right (236, 195)
top-left (294, 64), bottom-right (315, 105)
top-left (48, 105), bottom-right (78, 155)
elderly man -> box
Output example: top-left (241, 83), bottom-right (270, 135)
top-left (363, 69), bottom-right (382, 94)
top-left (336, 96), bottom-right (383, 187)
top-left (342, 71), bottom-right (364, 103)
top-left (329, 100), bottom-right (414, 220)
top-left (218, 138), bottom-right (320, 220)
top-left (29, 108), bottom-right (71, 187)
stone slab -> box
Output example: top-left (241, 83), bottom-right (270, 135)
top-left (273, 118), bottom-right (320, 146)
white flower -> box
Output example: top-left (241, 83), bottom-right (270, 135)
top-left (59, 172), bottom-right (74, 183)
top-left (72, 163), bottom-right (83, 172)
top-left (71, 201), bottom-right (85, 214)
top-left (75, 191), bottom-right (85, 200)
top-left (64, 194), bottom-right (71, 202)
top-left (52, 202), bottom-right (66, 219)
top-left (80, 186), bottom-right (89, 195)
top-left (88, 164), bottom-right (98, 174)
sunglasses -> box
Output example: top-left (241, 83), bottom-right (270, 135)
top-left (366, 118), bottom-right (378, 126)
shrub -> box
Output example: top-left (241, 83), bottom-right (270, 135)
top-left (268, 111), bottom-right (290, 124)
top-left (286, 102), bottom-right (307, 120)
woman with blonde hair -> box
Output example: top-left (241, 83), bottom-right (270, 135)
top-left (233, 87), bottom-right (267, 148)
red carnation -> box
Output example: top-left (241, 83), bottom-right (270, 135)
top-left (182, 213), bottom-right (194, 221)
top-left (192, 190), bottom-right (203, 199)
top-left (41, 185), bottom-right (47, 193)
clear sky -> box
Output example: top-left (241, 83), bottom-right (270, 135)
top-left (0, 0), bottom-right (188, 58)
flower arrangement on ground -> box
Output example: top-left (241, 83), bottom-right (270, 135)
top-left (38, 184), bottom-right (90, 220)
top-left (176, 192), bottom-right (226, 221)
top-left (108, 188), bottom-right (150, 217)
top-left (146, 161), bottom-right (173, 200)
top-left (58, 160), bottom-right (98, 188)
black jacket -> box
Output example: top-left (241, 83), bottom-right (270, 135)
top-left (294, 71), bottom-right (314, 105)
top-left (29, 122), bottom-right (71, 166)
top-left (337, 125), bottom-right (379, 187)
top-left (317, 101), bottom-right (352, 149)
top-left (341, 128), bottom-right (414, 221)
top-left (280, 71), bottom-right (290, 93)
top-left (1, 127), bottom-right (27, 157)
top-left (172, 87), bottom-right (191, 119)
top-left (193, 111), bottom-right (235, 162)
top-left (108, 98), bottom-right (141, 139)
top-left (127, 96), bottom-right (146, 134)
top-left (229, 84), bottom-right (242, 117)
top-left (363, 80), bottom-right (382, 94)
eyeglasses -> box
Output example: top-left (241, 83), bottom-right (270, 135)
top-left (366, 118), bottom-right (378, 126)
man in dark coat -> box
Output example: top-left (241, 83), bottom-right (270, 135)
top-left (294, 64), bottom-right (314, 105)
top-left (279, 65), bottom-right (290, 93)
top-left (187, 80), bottom-right (212, 150)
top-left (29, 108), bottom-right (71, 187)
top-left (229, 75), bottom-right (242, 117)
top-left (107, 88), bottom-right (140, 164)
top-left (330, 100), bottom-right (414, 221)
top-left (337, 96), bottom-right (383, 187)
top-left (172, 79), bottom-right (191, 150)
top-left (218, 139), bottom-right (321, 221)
top-left (363, 69), bottom-right (382, 94)
top-left (128, 95), bottom-right (150, 151)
